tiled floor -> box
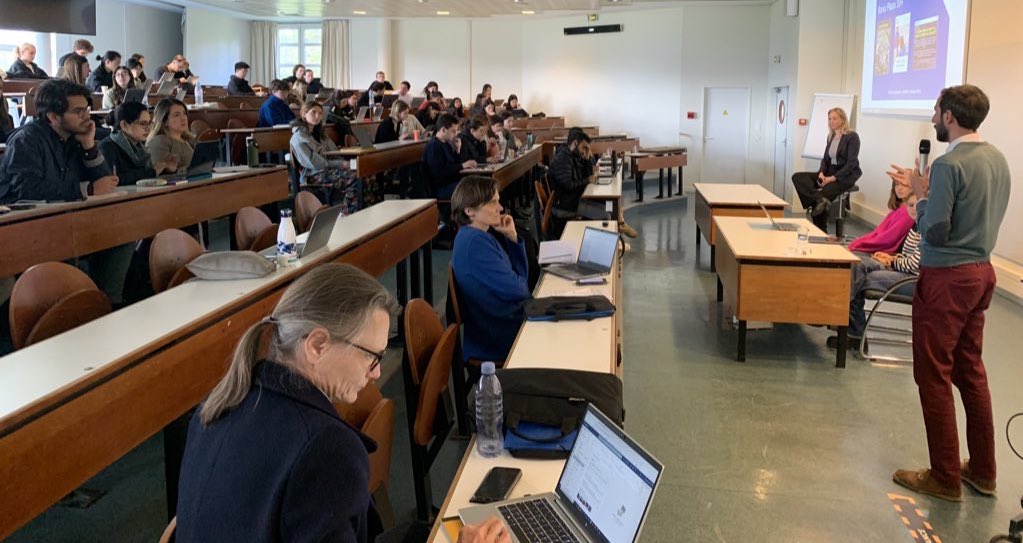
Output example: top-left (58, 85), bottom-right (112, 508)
top-left (8, 194), bottom-right (1023, 543)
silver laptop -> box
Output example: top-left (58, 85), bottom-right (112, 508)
top-left (460, 404), bottom-right (663, 543)
top-left (545, 227), bottom-right (619, 281)
top-left (155, 80), bottom-right (176, 97)
top-left (758, 201), bottom-right (800, 231)
top-left (350, 123), bottom-right (377, 149)
top-left (259, 204), bottom-right (344, 259)
top-left (174, 88), bottom-right (187, 102)
top-left (123, 88), bottom-right (146, 104)
top-left (354, 106), bottom-right (369, 121)
top-left (370, 105), bottom-right (384, 121)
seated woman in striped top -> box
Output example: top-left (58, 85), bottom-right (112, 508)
top-left (830, 194), bottom-right (920, 351)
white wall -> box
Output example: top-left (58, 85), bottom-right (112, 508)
top-left (469, 19), bottom-right (523, 105)
top-left (183, 5), bottom-right (250, 88)
top-left (391, 19), bottom-right (472, 99)
top-left (49, 0), bottom-right (182, 76)
top-left (350, 19), bottom-right (394, 90)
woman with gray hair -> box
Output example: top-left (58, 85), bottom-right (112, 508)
top-left (175, 263), bottom-right (508, 543)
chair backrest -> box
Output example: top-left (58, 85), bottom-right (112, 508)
top-left (9, 262), bottom-right (108, 349)
top-left (446, 265), bottom-right (462, 327)
top-left (189, 119), bottom-right (211, 137)
top-left (294, 191), bottom-right (325, 233)
top-left (158, 516), bottom-right (176, 543)
top-left (249, 225), bottom-right (278, 252)
top-left (196, 128), bottom-right (220, 142)
top-left (334, 382), bottom-right (394, 493)
top-left (539, 189), bottom-right (554, 240)
top-left (150, 229), bottom-right (204, 293)
top-left (534, 180), bottom-right (548, 211)
top-left (403, 298), bottom-right (444, 386)
top-left (413, 324), bottom-right (457, 446)
top-left (203, 86), bottom-right (228, 99)
top-left (235, 206), bottom-right (273, 251)
top-left (226, 118), bottom-right (247, 164)
top-left (26, 290), bottom-right (111, 347)
top-left (24, 86), bottom-right (39, 117)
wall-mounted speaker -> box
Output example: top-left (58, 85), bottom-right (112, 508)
top-left (786, 0), bottom-right (798, 17)
top-left (564, 24), bottom-right (623, 36)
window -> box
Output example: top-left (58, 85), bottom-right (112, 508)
top-left (277, 25), bottom-right (321, 80)
top-left (0, 30), bottom-right (42, 73)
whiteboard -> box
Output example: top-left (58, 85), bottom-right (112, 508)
top-left (801, 93), bottom-right (856, 159)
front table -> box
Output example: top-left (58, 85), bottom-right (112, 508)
top-left (713, 216), bottom-right (859, 367)
top-left (693, 183), bottom-right (789, 271)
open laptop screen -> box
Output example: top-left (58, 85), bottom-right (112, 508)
top-left (556, 406), bottom-right (662, 543)
top-left (577, 227), bottom-right (618, 272)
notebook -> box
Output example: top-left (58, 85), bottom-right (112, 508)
top-left (459, 404), bottom-right (663, 543)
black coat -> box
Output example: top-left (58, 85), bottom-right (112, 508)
top-left (176, 362), bottom-right (379, 543)
top-left (549, 144), bottom-right (592, 213)
top-left (98, 134), bottom-right (157, 187)
top-left (374, 118), bottom-right (401, 144)
top-left (422, 136), bottom-right (461, 194)
top-left (6, 59), bottom-right (48, 79)
top-left (818, 131), bottom-right (862, 186)
top-left (227, 75), bottom-right (255, 96)
top-left (0, 119), bottom-right (112, 203)
top-left (85, 65), bottom-right (114, 93)
top-left (458, 129), bottom-right (487, 164)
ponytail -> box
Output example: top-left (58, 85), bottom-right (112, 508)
top-left (199, 319), bottom-right (273, 426)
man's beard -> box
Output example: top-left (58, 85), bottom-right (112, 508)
top-left (935, 120), bottom-right (949, 142)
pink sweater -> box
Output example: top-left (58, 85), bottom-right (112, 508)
top-left (848, 205), bottom-right (915, 254)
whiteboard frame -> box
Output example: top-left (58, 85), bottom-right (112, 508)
top-left (801, 93), bottom-right (856, 160)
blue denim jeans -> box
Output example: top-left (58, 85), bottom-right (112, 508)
top-left (849, 255), bottom-right (915, 337)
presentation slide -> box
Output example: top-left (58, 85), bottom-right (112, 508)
top-left (861, 0), bottom-right (969, 116)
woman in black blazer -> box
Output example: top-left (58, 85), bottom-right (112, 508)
top-left (374, 100), bottom-right (410, 144)
top-left (791, 107), bottom-right (862, 231)
top-left (176, 264), bottom-right (508, 543)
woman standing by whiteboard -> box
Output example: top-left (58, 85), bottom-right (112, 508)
top-left (790, 107), bottom-right (861, 232)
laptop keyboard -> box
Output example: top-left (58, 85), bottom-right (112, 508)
top-left (499, 499), bottom-right (582, 543)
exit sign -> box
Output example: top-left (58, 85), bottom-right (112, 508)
top-left (588, 13), bottom-right (599, 22)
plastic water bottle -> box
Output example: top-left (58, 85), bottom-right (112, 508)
top-left (195, 83), bottom-right (204, 105)
top-left (475, 362), bottom-right (504, 457)
top-left (796, 225), bottom-right (810, 256)
top-left (277, 209), bottom-right (297, 256)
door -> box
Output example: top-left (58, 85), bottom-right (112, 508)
top-left (701, 87), bottom-right (750, 183)
top-left (773, 86), bottom-right (790, 199)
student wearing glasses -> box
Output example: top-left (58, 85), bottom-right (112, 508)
top-left (99, 101), bottom-right (179, 186)
top-left (102, 66), bottom-right (136, 109)
top-left (176, 264), bottom-right (508, 543)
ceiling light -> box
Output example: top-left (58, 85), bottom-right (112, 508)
top-left (353, 10), bottom-right (366, 14)
top-left (436, 10), bottom-right (450, 15)
top-left (522, 10), bottom-right (535, 14)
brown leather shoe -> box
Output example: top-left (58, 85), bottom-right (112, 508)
top-left (619, 222), bottom-right (639, 239)
top-left (892, 468), bottom-right (963, 502)
top-left (960, 460), bottom-right (997, 497)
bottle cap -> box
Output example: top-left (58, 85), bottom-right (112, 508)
top-left (481, 361), bottom-right (496, 375)
top-left (280, 209), bottom-right (293, 217)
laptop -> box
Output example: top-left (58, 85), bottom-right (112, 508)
top-left (758, 201), bottom-right (801, 231)
top-left (350, 123), bottom-right (377, 149)
top-left (544, 227), bottom-right (619, 281)
top-left (381, 94), bottom-right (399, 108)
top-left (354, 106), bottom-right (369, 121)
top-left (166, 141), bottom-right (220, 181)
top-left (174, 88), bottom-right (187, 102)
top-left (370, 105), bottom-right (384, 121)
top-left (459, 404), bottom-right (663, 543)
top-left (123, 88), bottom-right (147, 104)
top-left (410, 97), bottom-right (425, 109)
top-left (259, 204), bottom-right (344, 259)
top-left (155, 80), bottom-right (177, 97)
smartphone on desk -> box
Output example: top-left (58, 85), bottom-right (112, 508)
top-left (470, 467), bottom-right (522, 504)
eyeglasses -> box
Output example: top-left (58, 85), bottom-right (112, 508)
top-left (344, 340), bottom-right (386, 372)
top-left (68, 107), bottom-right (91, 117)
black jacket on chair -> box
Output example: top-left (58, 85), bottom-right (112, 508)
top-left (176, 361), bottom-right (379, 543)
top-left (818, 131), bottom-right (862, 186)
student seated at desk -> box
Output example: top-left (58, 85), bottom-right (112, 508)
top-left (500, 112), bottom-right (521, 150)
top-left (358, 82), bottom-right (385, 108)
top-left (176, 263), bottom-right (510, 543)
top-left (146, 98), bottom-right (194, 175)
top-left (126, 57), bottom-right (146, 89)
top-left (416, 102), bottom-right (442, 133)
top-left (396, 80), bottom-right (414, 106)
top-left (86, 50), bottom-right (122, 93)
top-left (334, 90), bottom-right (360, 121)
top-left (489, 114), bottom-right (516, 159)
top-left (102, 66), bottom-right (135, 109)
top-left (451, 176), bottom-right (532, 363)
top-left (302, 69), bottom-right (322, 95)
top-left (423, 114), bottom-right (476, 200)
top-left (0, 81), bottom-right (14, 143)
top-left (227, 61), bottom-right (257, 96)
top-left (374, 100), bottom-right (410, 144)
top-left (284, 64), bottom-right (305, 86)
top-left (459, 116), bottom-right (500, 165)
top-left (290, 80), bottom-right (309, 107)
top-left (421, 80), bottom-right (439, 98)
top-left (448, 97), bottom-right (467, 119)
top-left (99, 102), bottom-right (179, 185)
top-left (418, 90), bottom-right (444, 112)
top-left (550, 129), bottom-right (638, 238)
top-left (371, 70), bottom-right (394, 91)
top-left (847, 175), bottom-right (915, 254)
top-left (60, 54), bottom-right (90, 86)
top-left (7, 43), bottom-right (48, 79)
top-left (258, 79), bottom-right (295, 127)
top-left (0, 79), bottom-right (132, 303)
top-left (57, 39), bottom-right (93, 78)
top-left (503, 94), bottom-right (528, 119)
top-left (290, 100), bottom-right (361, 215)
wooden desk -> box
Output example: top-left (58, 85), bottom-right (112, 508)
top-left (0, 79), bottom-right (43, 94)
top-left (541, 135), bottom-right (638, 164)
top-left (0, 167), bottom-right (289, 278)
top-left (631, 147), bottom-right (687, 201)
top-left (0, 199), bottom-right (439, 539)
top-left (324, 138), bottom-right (426, 179)
top-left (583, 163), bottom-right (624, 218)
top-left (509, 126), bottom-right (597, 145)
top-left (509, 116), bottom-right (565, 129)
top-left (713, 216), bottom-right (858, 367)
top-left (460, 145), bottom-right (543, 191)
top-left (429, 220), bottom-right (623, 542)
top-left (693, 183), bottom-right (788, 271)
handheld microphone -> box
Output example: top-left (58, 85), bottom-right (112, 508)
top-left (918, 139), bottom-right (931, 172)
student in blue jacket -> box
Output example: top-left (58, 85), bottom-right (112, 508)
top-left (451, 176), bottom-right (532, 363)
top-left (176, 263), bottom-right (508, 543)
top-left (258, 79), bottom-right (296, 127)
